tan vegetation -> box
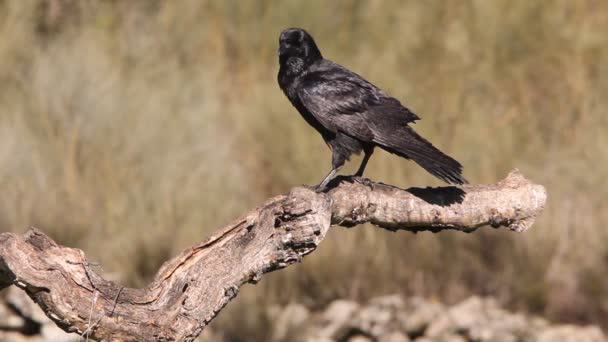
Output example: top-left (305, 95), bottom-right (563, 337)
top-left (0, 1), bottom-right (606, 340)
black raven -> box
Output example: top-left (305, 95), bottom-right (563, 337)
top-left (277, 28), bottom-right (468, 190)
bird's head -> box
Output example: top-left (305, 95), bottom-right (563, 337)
top-left (278, 28), bottom-right (322, 71)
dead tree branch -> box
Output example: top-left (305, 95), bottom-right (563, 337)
top-left (0, 170), bottom-right (546, 341)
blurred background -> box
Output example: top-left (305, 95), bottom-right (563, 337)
top-left (1, 0), bottom-right (607, 340)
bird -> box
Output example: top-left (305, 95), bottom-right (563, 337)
top-left (277, 28), bottom-right (468, 190)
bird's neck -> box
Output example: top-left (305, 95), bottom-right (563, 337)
top-left (279, 56), bottom-right (306, 77)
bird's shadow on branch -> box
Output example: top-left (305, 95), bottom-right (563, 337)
top-left (405, 186), bottom-right (466, 206)
top-left (328, 176), bottom-right (466, 206)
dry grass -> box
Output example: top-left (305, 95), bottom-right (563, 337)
top-left (1, 0), bottom-right (607, 340)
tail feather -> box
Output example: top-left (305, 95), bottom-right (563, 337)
top-left (376, 126), bottom-right (468, 185)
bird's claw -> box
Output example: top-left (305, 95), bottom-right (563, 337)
top-left (351, 176), bottom-right (374, 188)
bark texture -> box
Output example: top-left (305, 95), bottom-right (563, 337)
top-left (0, 170), bottom-right (546, 341)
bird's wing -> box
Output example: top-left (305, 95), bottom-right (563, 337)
top-left (297, 75), bottom-right (419, 142)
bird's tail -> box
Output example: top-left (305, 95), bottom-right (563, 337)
top-left (377, 126), bottom-right (468, 185)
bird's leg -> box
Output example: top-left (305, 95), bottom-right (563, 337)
top-left (316, 167), bottom-right (341, 191)
top-left (316, 148), bottom-right (347, 191)
top-left (354, 147), bottom-right (374, 177)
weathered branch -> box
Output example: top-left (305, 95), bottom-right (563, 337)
top-left (0, 170), bottom-right (546, 341)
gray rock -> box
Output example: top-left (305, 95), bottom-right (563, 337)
top-left (348, 335), bottom-right (374, 342)
top-left (314, 299), bottom-right (360, 340)
top-left (1, 287), bottom-right (76, 342)
top-left (399, 297), bottom-right (445, 336)
top-left (5, 287), bottom-right (49, 323)
top-left (378, 331), bottom-right (411, 342)
top-left (306, 338), bottom-right (335, 342)
top-left (349, 295), bottom-right (411, 338)
top-left (440, 335), bottom-right (469, 342)
top-left (271, 303), bottom-right (310, 341)
top-left (425, 296), bottom-right (541, 342)
top-left (414, 338), bottom-right (434, 342)
top-left (322, 299), bottom-right (361, 324)
top-left (535, 325), bottom-right (607, 342)
top-left (196, 327), bottom-right (226, 342)
top-left (352, 302), bottom-right (394, 337)
top-left (413, 335), bottom-right (468, 342)
top-left (0, 299), bottom-right (23, 329)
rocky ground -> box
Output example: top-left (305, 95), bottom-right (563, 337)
top-left (1, 288), bottom-right (605, 342)
top-left (247, 296), bottom-right (606, 342)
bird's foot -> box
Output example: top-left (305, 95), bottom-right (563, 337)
top-left (350, 176), bottom-right (374, 188)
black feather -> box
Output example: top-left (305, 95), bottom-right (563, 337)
top-left (380, 126), bottom-right (467, 185)
top-left (277, 28), bottom-right (468, 188)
